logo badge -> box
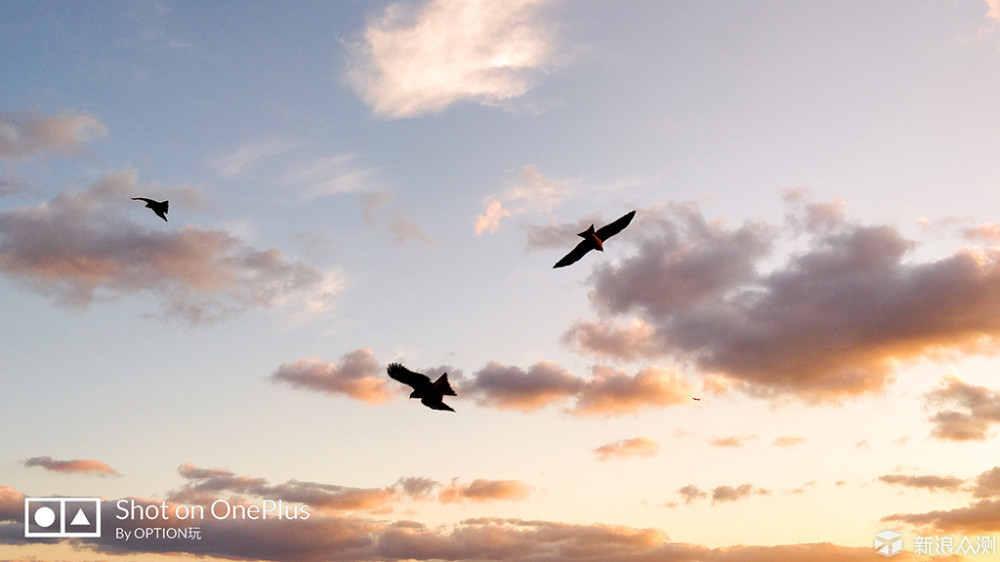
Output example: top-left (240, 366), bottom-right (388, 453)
top-left (875, 530), bottom-right (902, 557)
top-left (24, 497), bottom-right (101, 538)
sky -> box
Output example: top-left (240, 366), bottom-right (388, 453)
top-left (3, 0), bottom-right (1000, 560)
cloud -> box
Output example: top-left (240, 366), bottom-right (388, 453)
top-left (923, 375), bottom-right (1000, 441)
top-left (210, 138), bottom-right (298, 177)
top-left (882, 466), bottom-right (1000, 534)
top-left (23, 456), bottom-right (121, 477)
top-left (0, 482), bottom-right (922, 562)
top-left (475, 165), bottom-right (571, 236)
top-left (0, 170), bottom-right (341, 324)
top-left (593, 437), bottom-right (659, 461)
top-left (774, 436), bottom-right (805, 447)
top-left (878, 474), bottom-right (965, 492)
top-left (474, 196), bottom-right (512, 235)
top-left (464, 360), bottom-right (583, 411)
top-left (271, 348), bottom-right (392, 404)
top-left (568, 195), bottom-right (1000, 401)
top-left (347, 0), bottom-right (554, 118)
top-left (463, 361), bottom-right (695, 416)
top-left (675, 485), bottom-right (707, 505)
top-left (709, 435), bottom-right (758, 448)
top-left (562, 317), bottom-right (662, 361)
top-left (711, 484), bottom-right (768, 504)
top-left (987, 0), bottom-right (1000, 24)
top-left (573, 366), bottom-right (694, 416)
top-left (0, 111), bottom-right (107, 160)
top-left (438, 479), bottom-right (532, 504)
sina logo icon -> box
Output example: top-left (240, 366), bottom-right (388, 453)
top-left (24, 497), bottom-right (101, 538)
top-left (875, 530), bottom-right (903, 557)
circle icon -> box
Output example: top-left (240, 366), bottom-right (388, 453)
top-left (33, 506), bottom-right (56, 528)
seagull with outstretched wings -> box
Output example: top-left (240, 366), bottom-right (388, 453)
top-left (387, 363), bottom-right (457, 412)
top-left (132, 197), bottom-right (169, 222)
top-left (553, 210), bottom-right (636, 268)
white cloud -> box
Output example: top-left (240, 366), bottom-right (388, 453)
top-left (348, 0), bottom-right (554, 119)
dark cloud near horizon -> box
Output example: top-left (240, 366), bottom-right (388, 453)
top-left (562, 194), bottom-right (1000, 400)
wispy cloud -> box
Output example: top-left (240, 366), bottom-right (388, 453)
top-left (878, 473), bottom-right (965, 492)
top-left (593, 437), bottom-right (659, 461)
top-left (347, 0), bottom-right (555, 119)
top-left (210, 138), bottom-right (298, 177)
top-left (0, 111), bottom-right (107, 161)
top-left (0, 170), bottom-right (341, 324)
top-left (475, 165), bottom-right (571, 235)
top-left (24, 456), bottom-right (120, 477)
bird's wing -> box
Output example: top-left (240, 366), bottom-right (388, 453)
top-left (387, 363), bottom-right (431, 390)
top-left (553, 239), bottom-right (593, 268)
top-left (595, 210), bottom-right (636, 241)
top-left (131, 197), bottom-right (154, 204)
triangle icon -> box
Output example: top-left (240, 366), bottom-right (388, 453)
top-left (70, 508), bottom-right (90, 526)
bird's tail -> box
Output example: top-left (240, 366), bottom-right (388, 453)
top-left (432, 373), bottom-right (457, 396)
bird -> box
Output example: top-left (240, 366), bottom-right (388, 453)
top-left (692, 397), bottom-right (701, 401)
top-left (132, 197), bottom-right (169, 222)
top-left (387, 363), bottom-right (457, 412)
top-left (553, 210), bottom-right (636, 268)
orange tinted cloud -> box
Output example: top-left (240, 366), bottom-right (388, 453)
top-left (568, 195), bottom-right (1000, 401)
top-left (270, 348), bottom-right (392, 404)
top-left (24, 456), bottom-right (120, 477)
top-left (593, 437), bottom-right (659, 461)
top-left (347, 0), bottom-right (553, 119)
top-left (923, 375), bottom-right (1000, 441)
top-left (439, 479), bottom-right (532, 504)
top-left (774, 436), bottom-right (805, 447)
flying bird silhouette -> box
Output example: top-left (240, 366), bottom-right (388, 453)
top-left (387, 363), bottom-right (457, 412)
top-left (553, 210), bottom-right (636, 268)
top-left (132, 197), bottom-right (169, 222)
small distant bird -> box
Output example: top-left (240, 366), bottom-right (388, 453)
top-left (553, 210), bottom-right (636, 268)
top-left (692, 397), bottom-right (701, 401)
top-left (387, 363), bottom-right (457, 412)
top-left (132, 197), bottom-right (169, 222)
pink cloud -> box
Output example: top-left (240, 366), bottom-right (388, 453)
top-left (593, 437), bottom-right (659, 461)
top-left (23, 456), bottom-right (120, 477)
top-left (0, 111), bottom-right (107, 160)
top-left (271, 348), bottom-right (391, 404)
